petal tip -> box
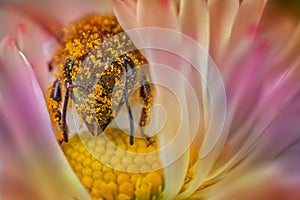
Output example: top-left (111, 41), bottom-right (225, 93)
top-left (17, 23), bottom-right (27, 35)
top-left (160, 0), bottom-right (171, 10)
top-left (38, 28), bottom-right (52, 42)
top-left (0, 35), bottom-right (16, 54)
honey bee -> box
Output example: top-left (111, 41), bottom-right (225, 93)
top-left (46, 14), bottom-right (154, 145)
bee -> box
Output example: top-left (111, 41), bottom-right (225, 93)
top-left (46, 14), bottom-right (154, 145)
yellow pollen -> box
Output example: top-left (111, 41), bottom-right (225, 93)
top-left (61, 128), bottom-right (164, 200)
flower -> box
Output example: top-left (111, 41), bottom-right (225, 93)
top-left (1, 1), bottom-right (300, 200)
top-left (113, 0), bottom-right (300, 199)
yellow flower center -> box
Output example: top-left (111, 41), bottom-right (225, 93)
top-left (47, 13), bottom-right (200, 199)
top-left (62, 128), bottom-right (164, 200)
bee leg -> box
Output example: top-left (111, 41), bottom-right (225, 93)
top-left (120, 55), bottom-right (138, 145)
top-left (47, 80), bottom-right (63, 143)
top-left (139, 71), bottom-right (154, 146)
top-left (61, 81), bottom-right (72, 143)
top-left (50, 79), bottom-right (62, 102)
top-left (123, 87), bottom-right (135, 145)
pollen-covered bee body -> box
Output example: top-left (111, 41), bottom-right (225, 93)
top-left (72, 51), bottom-right (143, 136)
top-left (46, 14), bottom-right (154, 145)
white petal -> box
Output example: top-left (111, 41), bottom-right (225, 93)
top-left (148, 53), bottom-right (192, 200)
top-left (199, 141), bottom-right (300, 200)
top-left (194, 163), bottom-right (300, 200)
top-left (179, 0), bottom-right (210, 50)
top-left (272, 22), bottom-right (300, 72)
top-left (144, 30), bottom-right (229, 199)
top-left (228, 0), bottom-right (267, 53)
top-left (136, 0), bottom-right (179, 29)
top-left (113, 0), bottom-right (140, 30)
top-left (208, 0), bottom-right (239, 63)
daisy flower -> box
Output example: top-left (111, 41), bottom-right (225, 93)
top-left (1, 0), bottom-right (300, 200)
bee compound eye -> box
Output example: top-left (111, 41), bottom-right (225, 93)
top-left (50, 80), bottom-right (62, 102)
top-left (63, 59), bottom-right (76, 81)
top-left (64, 59), bottom-right (75, 70)
top-left (121, 55), bottom-right (135, 71)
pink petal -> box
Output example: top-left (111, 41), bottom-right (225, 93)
top-left (1, 0), bottom-right (112, 38)
top-left (226, 40), bottom-right (272, 130)
top-left (0, 6), bottom-right (39, 41)
top-left (0, 36), bottom-right (90, 200)
top-left (242, 58), bottom-right (300, 163)
top-left (17, 24), bottom-right (58, 92)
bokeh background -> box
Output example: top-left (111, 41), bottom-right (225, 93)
top-left (273, 0), bottom-right (300, 17)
